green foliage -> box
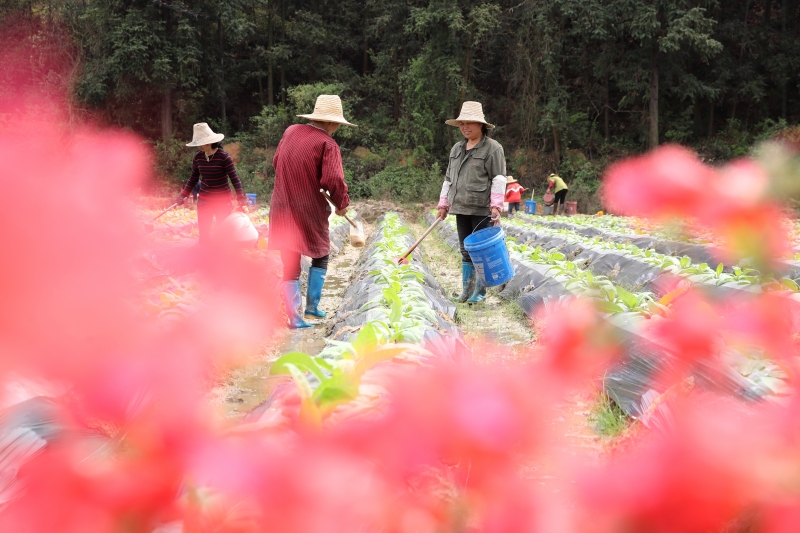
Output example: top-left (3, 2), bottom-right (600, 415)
top-left (6, 0), bottom-right (799, 203)
top-left (590, 392), bottom-right (631, 438)
top-left (366, 160), bottom-right (442, 203)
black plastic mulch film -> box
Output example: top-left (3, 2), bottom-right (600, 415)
top-left (426, 211), bottom-right (782, 426)
top-left (328, 213), bottom-right (462, 343)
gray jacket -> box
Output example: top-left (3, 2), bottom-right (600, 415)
top-left (444, 136), bottom-right (506, 216)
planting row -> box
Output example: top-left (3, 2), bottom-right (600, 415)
top-left (140, 209), bottom-right (355, 324)
top-left (518, 213), bottom-right (800, 278)
top-left (503, 216), bottom-right (800, 299)
top-left (244, 213), bottom-right (466, 428)
top-left (423, 210), bottom-right (789, 425)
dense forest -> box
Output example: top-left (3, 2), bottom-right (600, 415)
top-left (2, 0), bottom-right (799, 209)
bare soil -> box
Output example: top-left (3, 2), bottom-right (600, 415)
top-left (206, 219), bottom-right (370, 423)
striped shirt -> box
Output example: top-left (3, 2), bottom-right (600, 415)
top-left (180, 149), bottom-right (245, 203)
top-left (269, 124), bottom-right (350, 258)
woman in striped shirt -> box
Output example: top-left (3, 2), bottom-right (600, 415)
top-left (177, 123), bottom-right (248, 244)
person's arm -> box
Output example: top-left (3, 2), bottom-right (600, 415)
top-left (223, 153), bottom-right (247, 209)
top-left (177, 156), bottom-right (200, 204)
top-left (486, 145), bottom-right (507, 222)
top-left (437, 154), bottom-right (455, 219)
top-left (320, 141), bottom-right (350, 215)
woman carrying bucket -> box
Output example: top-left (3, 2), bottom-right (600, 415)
top-left (546, 173), bottom-right (569, 215)
top-left (176, 123), bottom-right (248, 244)
top-left (269, 95), bottom-right (353, 329)
top-left (436, 101), bottom-right (508, 304)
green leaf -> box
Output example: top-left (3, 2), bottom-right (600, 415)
top-left (780, 278), bottom-right (799, 292)
top-left (716, 263), bottom-right (724, 275)
top-left (353, 322), bottom-right (383, 356)
top-left (616, 286), bottom-right (639, 309)
top-left (596, 300), bottom-right (625, 314)
top-left (270, 352), bottom-right (326, 381)
top-left (313, 375), bottom-right (360, 411)
top-left (680, 256), bottom-right (691, 269)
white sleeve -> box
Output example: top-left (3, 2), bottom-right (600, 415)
top-left (491, 175), bottom-right (507, 194)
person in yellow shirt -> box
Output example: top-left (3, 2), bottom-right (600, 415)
top-left (546, 173), bottom-right (569, 215)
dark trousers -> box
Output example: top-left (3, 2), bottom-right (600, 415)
top-left (554, 189), bottom-right (568, 206)
top-left (456, 214), bottom-right (491, 263)
top-left (197, 198), bottom-right (231, 243)
top-left (280, 250), bottom-right (330, 281)
top-left (508, 202), bottom-right (520, 214)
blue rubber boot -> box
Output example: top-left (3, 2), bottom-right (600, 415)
top-left (304, 267), bottom-right (327, 318)
top-left (466, 273), bottom-right (486, 304)
top-left (453, 262), bottom-right (476, 303)
top-left (281, 281), bottom-right (313, 329)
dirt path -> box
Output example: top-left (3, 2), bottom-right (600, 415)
top-left (408, 218), bottom-right (535, 364)
top-left (408, 215), bottom-right (605, 484)
top-left (206, 223), bottom-right (369, 422)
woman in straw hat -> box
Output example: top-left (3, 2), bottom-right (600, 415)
top-left (269, 94), bottom-right (354, 329)
top-left (177, 123), bottom-right (248, 244)
top-left (436, 101), bottom-right (507, 304)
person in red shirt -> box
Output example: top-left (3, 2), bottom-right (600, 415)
top-left (269, 95), bottom-right (354, 329)
top-left (504, 176), bottom-right (526, 215)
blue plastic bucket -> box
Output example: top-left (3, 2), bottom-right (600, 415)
top-left (246, 193), bottom-right (257, 206)
top-left (525, 200), bottom-right (536, 214)
top-left (464, 226), bottom-right (515, 286)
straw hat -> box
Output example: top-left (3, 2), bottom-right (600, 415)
top-left (445, 101), bottom-right (495, 129)
top-left (506, 176), bottom-right (518, 184)
top-left (297, 95), bottom-right (357, 126)
top-left (186, 123), bottom-right (224, 147)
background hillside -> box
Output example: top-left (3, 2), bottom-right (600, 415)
top-left (3, 0), bottom-right (799, 210)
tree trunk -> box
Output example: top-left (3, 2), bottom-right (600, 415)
top-left (708, 102), bottom-right (715, 137)
top-left (280, 0), bottom-right (286, 105)
top-left (604, 75), bottom-right (610, 141)
top-left (311, 0), bottom-right (318, 81)
top-left (392, 48), bottom-right (400, 122)
top-left (161, 89), bottom-right (172, 142)
top-left (218, 15), bottom-right (226, 124)
top-left (765, 0), bottom-right (772, 26)
top-left (363, 5), bottom-right (369, 75)
top-left (258, 77), bottom-right (264, 108)
top-left (552, 126), bottom-right (561, 163)
top-left (268, 0), bottom-right (274, 106)
top-left (782, 0), bottom-right (788, 119)
top-left (649, 55), bottom-right (659, 149)
top-left (460, 32), bottom-right (474, 103)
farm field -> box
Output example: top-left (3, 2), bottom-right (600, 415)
top-left (3, 105), bottom-right (800, 533)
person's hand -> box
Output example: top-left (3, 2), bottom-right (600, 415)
top-left (174, 196), bottom-right (185, 207)
top-left (335, 207), bottom-right (348, 217)
top-left (437, 207), bottom-right (449, 220)
top-left (491, 207), bottom-right (501, 226)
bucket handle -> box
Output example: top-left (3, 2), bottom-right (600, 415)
top-left (470, 214), bottom-right (500, 235)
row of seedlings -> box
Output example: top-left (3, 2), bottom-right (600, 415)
top-left (244, 212), bottom-right (466, 428)
top-left (498, 223), bottom-right (790, 426)
top-left (505, 245), bottom-right (785, 426)
top-left (503, 217), bottom-right (800, 299)
top-left (428, 209), bottom-right (792, 425)
top-left (518, 212), bottom-right (800, 279)
top-left (142, 209), bottom-right (355, 324)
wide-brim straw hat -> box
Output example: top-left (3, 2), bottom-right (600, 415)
top-left (506, 176), bottom-right (518, 184)
top-left (186, 123), bottom-right (224, 147)
top-left (445, 101), bottom-right (495, 129)
top-left (297, 95), bottom-right (357, 126)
